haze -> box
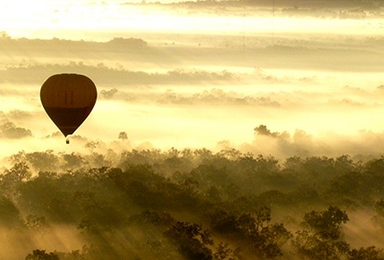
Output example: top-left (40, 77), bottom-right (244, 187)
top-left (3, 0), bottom-right (384, 259)
top-left (2, 1), bottom-right (384, 157)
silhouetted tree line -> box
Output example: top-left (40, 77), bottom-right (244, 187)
top-left (1, 148), bottom-right (384, 259)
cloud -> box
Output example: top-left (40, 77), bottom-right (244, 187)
top-left (156, 89), bottom-right (281, 106)
top-left (0, 121), bottom-right (32, 139)
top-left (100, 88), bottom-right (118, 99)
top-left (0, 36), bottom-right (149, 55)
top-left (105, 37), bottom-right (148, 48)
top-left (136, 0), bottom-right (384, 19)
top-left (0, 112), bottom-right (33, 139)
top-left (238, 124), bottom-right (384, 160)
top-left (1, 62), bottom-right (238, 86)
top-left (3, 33), bottom-right (384, 81)
top-left (6, 110), bottom-right (32, 120)
top-left (327, 98), bottom-right (364, 107)
top-left (2, 16), bottom-right (384, 162)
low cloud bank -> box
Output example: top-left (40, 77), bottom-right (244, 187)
top-left (237, 125), bottom-right (384, 160)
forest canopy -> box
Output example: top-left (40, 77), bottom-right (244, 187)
top-left (1, 147), bottom-right (384, 259)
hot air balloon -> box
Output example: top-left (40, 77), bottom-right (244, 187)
top-left (40, 73), bottom-right (97, 144)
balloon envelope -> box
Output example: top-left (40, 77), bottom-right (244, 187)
top-left (40, 74), bottom-right (97, 137)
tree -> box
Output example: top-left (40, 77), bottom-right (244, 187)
top-left (62, 152), bottom-right (87, 170)
top-left (348, 246), bottom-right (384, 260)
top-left (118, 131), bottom-right (128, 141)
top-left (0, 195), bottom-right (21, 226)
top-left (165, 221), bottom-right (214, 260)
top-left (25, 249), bottom-right (59, 260)
top-left (303, 206), bottom-right (349, 240)
top-left (207, 207), bottom-right (291, 259)
top-left (25, 151), bottom-right (59, 172)
top-left (24, 215), bottom-right (46, 234)
top-left (2, 161), bottom-right (31, 182)
top-left (254, 125), bottom-right (279, 137)
top-left (1, 31), bottom-right (10, 38)
top-left (292, 206), bottom-right (350, 260)
top-left (213, 243), bottom-right (238, 260)
top-left (375, 199), bottom-right (384, 217)
top-left (0, 162), bottom-right (31, 197)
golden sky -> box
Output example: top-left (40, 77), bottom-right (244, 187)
top-left (1, 0), bottom-right (384, 159)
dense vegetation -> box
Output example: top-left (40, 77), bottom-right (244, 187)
top-left (1, 147), bottom-right (384, 259)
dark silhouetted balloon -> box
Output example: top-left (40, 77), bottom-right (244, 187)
top-left (40, 74), bottom-right (97, 141)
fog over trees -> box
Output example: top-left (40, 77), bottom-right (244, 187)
top-left (2, 1), bottom-right (384, 258)
top-left (1, 144), bottom-right (384, 259)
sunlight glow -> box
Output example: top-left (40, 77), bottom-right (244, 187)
top-left (1, 0), bottom-right (383, 39)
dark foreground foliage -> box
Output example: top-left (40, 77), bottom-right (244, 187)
top-left (1, 148), bottom-right (384, 259)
